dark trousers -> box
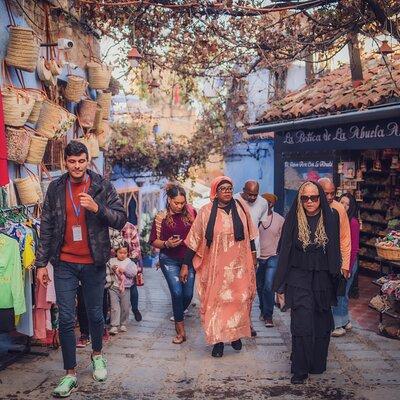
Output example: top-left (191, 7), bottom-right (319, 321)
top-left (256, 256), bottom-right (278, 319)
top-left (77, 287), bottom-right (109, 337)
top-left (159, 254), bottom-right (195, 322)
top-left (54, 261), bottom-right (105, 370)
top-left (130, 284), bottom-right (139, 313)
top-left (290, 288), bottom-right (333, 377)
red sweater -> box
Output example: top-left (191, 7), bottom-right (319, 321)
top-left (60, 178), bottom-right (94, 264)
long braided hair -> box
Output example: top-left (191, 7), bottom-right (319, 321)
top-left (297, 181), bottom-right (328, 251)
top-left (165, 183), bottom-right (194, 227)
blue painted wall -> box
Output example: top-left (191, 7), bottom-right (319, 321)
top-left (224, 139), bottom-right (275, 194)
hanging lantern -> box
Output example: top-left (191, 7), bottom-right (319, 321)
top-left (127, 47), bottom-right (143, 68)
top-left (379, 40), bottom-right (394, 55)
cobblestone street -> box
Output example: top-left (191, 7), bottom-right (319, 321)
top-left (1, 268), bottom-right (399, 400)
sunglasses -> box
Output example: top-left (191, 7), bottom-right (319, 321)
top-left (300, 195), bottom-right (320, 203)
top-left (218, 186), bottom-right (233, 193)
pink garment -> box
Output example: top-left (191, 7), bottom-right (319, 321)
top-left (349, 217), bottom-right (360, 273)
top-left (185, 195), bottom-right (258, 345)
top-left (259, 211), bottom-right (285, 259)
top-left (33, 279), bottom-right (52, 340)
top-left (46, 263), bottom-right (56, 303)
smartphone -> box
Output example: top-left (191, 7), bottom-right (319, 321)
top-left (172, 235), bottom-right (181, 240)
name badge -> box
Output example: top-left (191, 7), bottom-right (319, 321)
top-left (72, 225), bottom-right (83, 242)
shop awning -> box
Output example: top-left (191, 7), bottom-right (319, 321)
top-left (248, 103), bottom-right (400, 135)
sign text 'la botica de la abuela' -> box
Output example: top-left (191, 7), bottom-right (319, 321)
top-left (282, 121), bottom-right (400, 147)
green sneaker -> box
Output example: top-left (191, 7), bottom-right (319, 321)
top-left (91, 355), bottom-right (107, 382)
top-left (52, 375), bottom-right (77, 398)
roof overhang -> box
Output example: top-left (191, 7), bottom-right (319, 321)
top-left (247, 103), bottom-right (400, 135)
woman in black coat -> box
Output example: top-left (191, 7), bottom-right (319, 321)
top-left (273, 181), bottom-right (341, 384)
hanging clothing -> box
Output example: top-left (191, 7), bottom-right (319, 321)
top-left (16, 270), bottom-right (34, 337)
top-left (185, 177), bottom-right (258, 345)
top-left (0, 89), bottom-right (10, 187)
top-left (0, 233), bottom-right (26, 315)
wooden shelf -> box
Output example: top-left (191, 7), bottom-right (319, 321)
top-left (360, 231), bottom-right (385, 237)
top-left (360, 241), bottom-right (376, 249)
top-left (362, 219), bottom-right (388, 227)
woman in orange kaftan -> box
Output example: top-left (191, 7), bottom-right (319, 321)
top-left (181, 176), bottom-right (258, 357)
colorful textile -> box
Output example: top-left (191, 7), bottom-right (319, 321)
top-left (0, 233), bottom-right (26, 315)
top-left (185, 196), bottom-right (257, 344)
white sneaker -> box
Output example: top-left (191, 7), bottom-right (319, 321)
top-left (119, 325), bottom-right (127, 332)
top-left (169, 316), bottom-right (175, 322)
top-left (331, 327), bottom-right (346, 337)
top-left (343, 321), bottom-right (352, 331)
top-left (109, 326), bottom-right (118, 335)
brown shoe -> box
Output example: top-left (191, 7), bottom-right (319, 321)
top-left (172, 321), bottom-right (186, 344)
top-left (264, 319), bottom-right (274, 328)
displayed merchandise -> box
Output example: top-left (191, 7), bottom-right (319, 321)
top-left (97, 91), bottom-right (112, 119)
top-left (64, 75), bottom-right (88, 103)
top-left (25, 135), bottom-right (49, 165)
top-left (86, 61), bottom-right (112, 90)
top-left (376, 231), bottom-right (400, 261)
top-left (5, 26), bottom-right (41, 72)
top-left (5, 126), bottom-right (32, 164)
top-left (26, 89), bottom-right (46, 124)
top-left (78, 99), bottom-right (98, 128)
top-left (2, 86), bottom-right (35, 127)
top-left (14, 172), bottom-right (43, 205)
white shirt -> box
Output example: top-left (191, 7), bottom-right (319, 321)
top-left (234, 193), bottom-right (269, 256)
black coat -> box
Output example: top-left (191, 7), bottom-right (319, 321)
top-left (35, 170), bottom-right (127, 267)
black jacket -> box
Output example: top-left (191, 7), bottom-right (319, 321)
top-left (35, 170), bottom-right (127, 267)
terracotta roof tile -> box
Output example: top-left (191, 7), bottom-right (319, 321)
top-left (260, 52), bottom-right (400, 123)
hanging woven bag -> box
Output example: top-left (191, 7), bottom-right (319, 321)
top-left (64, 75), bottom-right (88, 103)
top-left (26, 89), bottom-right (46, 125)
top-left (2, 86), bottom-right (35, 127)
top-left (14, 169), bottom-right (43, 205)
top-left (5, 26), bottom-right (41, 72)
top-left (26, 134), bottom-right (49, 165)
top-left (78, 99), bottom-right (98, 128)
top-left (87, 61), bottom-right (112, 90)
top-left (97, 91), bottom-right (112, 120)
top-left (5, 126), bottom-right (32, 164)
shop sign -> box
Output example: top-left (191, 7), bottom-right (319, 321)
top-left (281, 120), bottom-right (400, 149)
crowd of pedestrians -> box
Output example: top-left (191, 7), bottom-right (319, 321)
top-left (35, 141), bottom-right (358, 397)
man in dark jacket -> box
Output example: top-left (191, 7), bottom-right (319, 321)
top-left (36, 141), bottom-right (127, 398)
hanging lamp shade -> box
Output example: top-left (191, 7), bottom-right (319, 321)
top-left (128, 47), bottom-right (143, 68)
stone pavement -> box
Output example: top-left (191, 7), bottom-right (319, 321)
top-left (1, 268), bottom-right (399, 400)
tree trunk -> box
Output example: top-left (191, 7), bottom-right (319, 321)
top-left (348, 32), bottom-right (363, 86)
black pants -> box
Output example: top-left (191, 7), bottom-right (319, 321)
top-left (290, 288), bottom-right (333, 376)
top-left (77, 286), bottom-right (109, 338)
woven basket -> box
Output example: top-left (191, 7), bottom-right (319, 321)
top-left (5, 26), bottom-right (41, 72)
top-left (97, 120), bottom-right (110, 150)
top-left (2, 86), bottom-right (35, 127)
top-left (97, 91), bottom-right (112, 119)
top-left (87, 61), bottom-right (112, 90)
top-left (26, 89), bottom-right (46, 124)
top-left (93, 106), bottom-right (104, 131)
top-left (64, 75), bottom-right (88, 102)
top-left (87, 134), bottom-right (100, 158)
top-left (73, 137), bottom-right (91, 160)
top-left (36, 100), bottom-right (76, 138)
top-left (26, 135), bottom-right (49, 164)
top-left (78, 99), bottom-right (98, 128)
top-left (376, 244), bottom-right (400, 261)
top-left (14, 174), bottom-right (43, 205)
top-left (5, 126), bottom-right (32, 164)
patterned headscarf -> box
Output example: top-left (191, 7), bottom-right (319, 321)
top-left (210, 176), bottom-right (233, 201)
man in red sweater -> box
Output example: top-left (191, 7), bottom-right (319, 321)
top-left (36, 141), bottom-right (127, 398)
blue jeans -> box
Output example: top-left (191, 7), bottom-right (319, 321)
top-left (130, 284), bottom-right (139, 312)
top-left (159, 254), bottom-right (195, 322)
top-left (332, 259), bottom-right (358, 329)
top-left (256, 256), bottom-right (279, 319)
top-left (54, 261), bottom-right (106, 370)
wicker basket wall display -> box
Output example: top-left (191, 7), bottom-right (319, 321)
top-left (14, 173), bottom-right (43, 205)
top-left (87, 61), bottom-right (112, 90)
top-left (78, 99), bottom-right (98, 128)
top-left (26, 89), bottom-right (46, 124)
top-left (26, 135), bottom-right (49, 165)
top-left (2, 86), bottom-right (35, 127)
top-left (376, 244), bottom-right (400, 261)
top-left (5, 126), bottom-right (32, 164)
top-left (97, 91), bottom-right (112, 119)
top-left (65, 75), bottom-right (88, 103)
top-left (5, 26), bottom-right (41, 72)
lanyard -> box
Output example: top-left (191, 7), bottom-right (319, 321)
top-left (67, 175), bottom-right (89, 218)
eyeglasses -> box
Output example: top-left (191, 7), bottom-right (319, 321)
top-left (218, 186), bottom-right (233, 193)
top-left (300, 195), bottom-right (320, 203)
